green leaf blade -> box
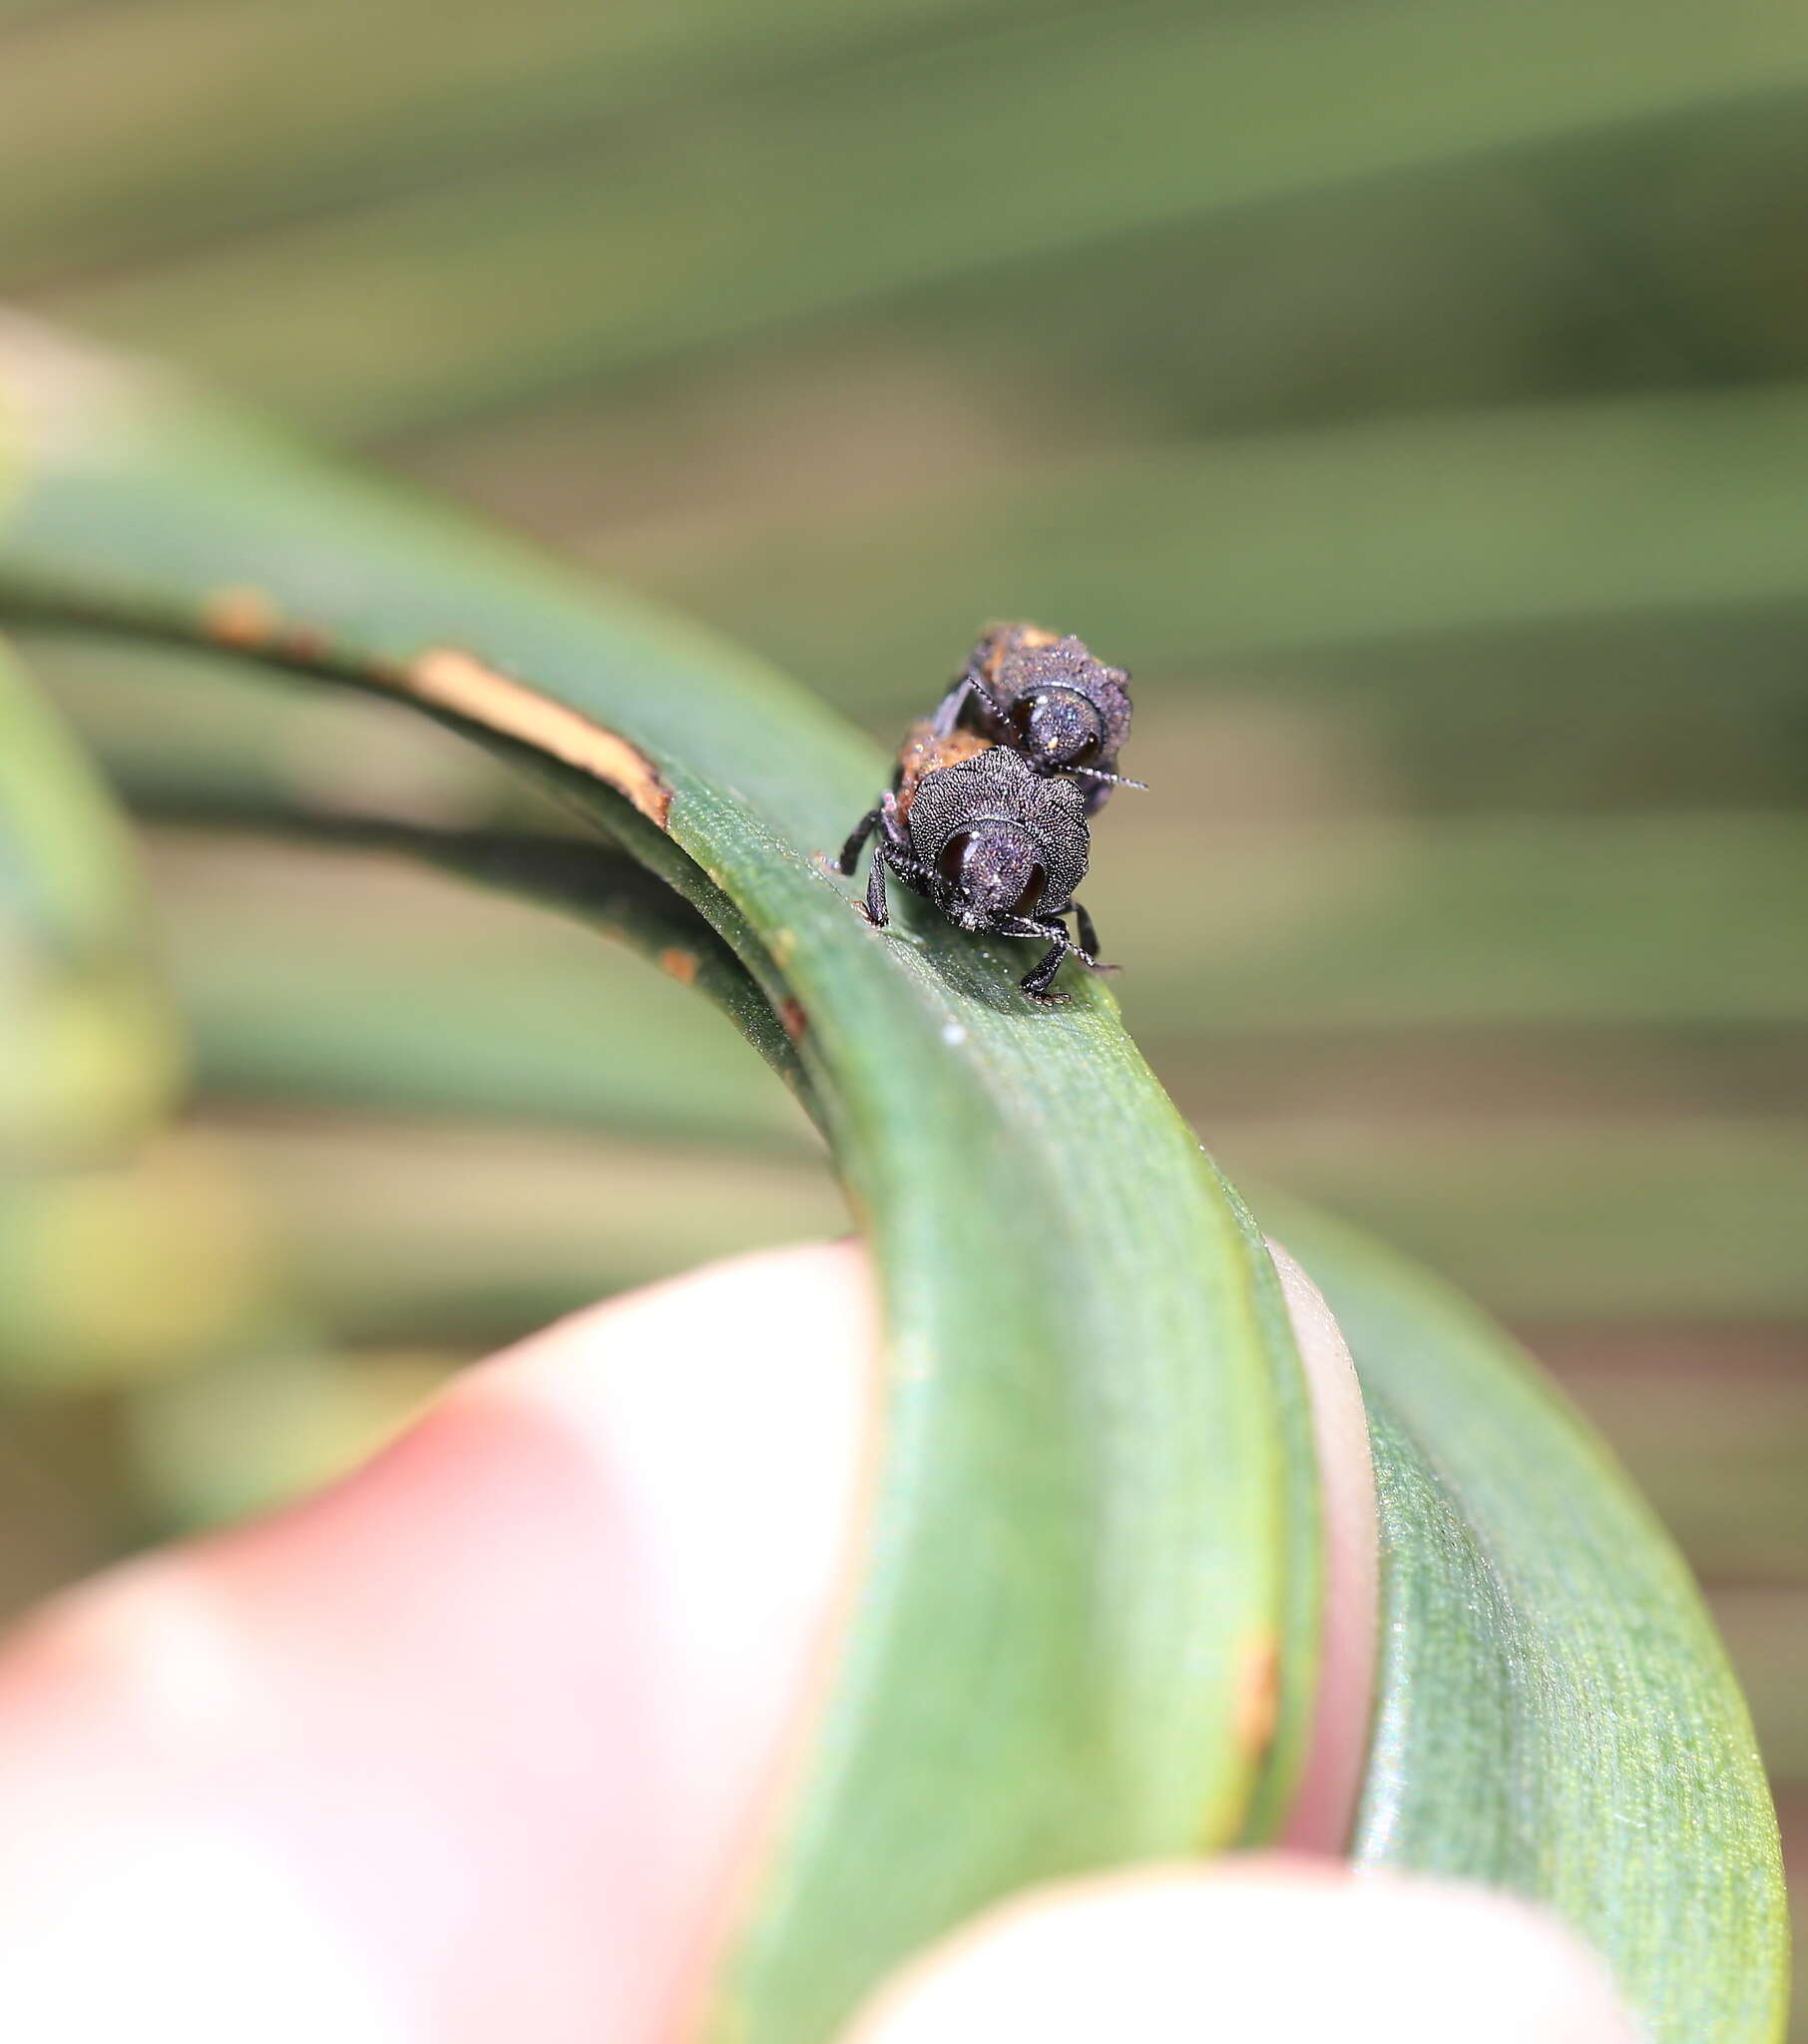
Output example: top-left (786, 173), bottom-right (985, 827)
top-left (0, 635), bottom-right (182, 1160)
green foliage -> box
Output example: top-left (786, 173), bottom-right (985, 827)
top-left (32, 1), bottom-right (1808, 434)
top-left (0, 640), bottom-right (179, 1161)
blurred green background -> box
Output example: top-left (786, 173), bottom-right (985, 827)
top-left (0, 0), bottom-right (1802, 2014)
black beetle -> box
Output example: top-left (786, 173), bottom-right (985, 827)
top-left (934, 622), bottom-right (1141, 814)
top-left (832, 736), bottom-right (1111, 1001)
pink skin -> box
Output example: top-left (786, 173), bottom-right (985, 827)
top-left (1269, 1240), bottom-right (1381, 1854)
top-left (0, 1241), bottom-right (1636, 2043)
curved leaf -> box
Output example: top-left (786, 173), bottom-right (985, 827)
top-left (0, 323), bottom-right (1318, 2043)
top-left (1273, 1199), bottom-right (1788, 2044)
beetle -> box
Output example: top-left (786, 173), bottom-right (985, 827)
top-left (832, 733), bottom-right (1111, 1001)
top-left (934, 622), bottom-right (1141, 813)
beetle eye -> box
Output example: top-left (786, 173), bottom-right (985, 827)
top-left (1010, 697), bottom-right (1036, 738)
top-left (938, 830), bottom-right (971, 885)
top-left (1067, 731), bottom-right (1100, 766)
top-left (1012, 865), bottom-right (1047, 918)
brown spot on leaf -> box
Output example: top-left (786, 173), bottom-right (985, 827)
top-left (658, 947), bottom-right (698, 986)
top-left (404, 647), bottom-right (672, 829)
top-left (1231, 1630), bottom-right (1282, 1762)
top-left (203, 586), bottom-right (279, 649)
top-left (280, 623), bottom-right (331, 664)
top-left (777, 997), bottom-right (808, 1042)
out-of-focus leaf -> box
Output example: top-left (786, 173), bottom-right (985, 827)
top-left (0, 636), bottom-right (181, 1159)
top-left (34, 0), bottom-right (1808, 433)
top-left (124, 1337), bottom-right (458, 1532)
top-left (213, 1112), bottom-right (840, 1347)
top-left (0, 636), bottom-right (271, 1387)
top-left (24, 628), bottom-right (562, 832)
top-left (1708, 1590), bottom-right (1808, 1785)
top-left (630, 384), bottom-right (1808, 689)
top-left (1102, 811), bottom-right (1808, 1035)
top-left (0, 0), bottom-right (1076, 280)
top-left (1559, 1357), bottom-right (1808, 1586)
top-left (0, 324), bottom-right (1319, 2044)
top-left (147, 828), bottom-right (816, 1150)
top-left (1273, 1200), bottom-right (1788, 2044)
top-left (1234, 1119), bottom-right (1808, 1320)
top-left (0, 1132), bottom-right (274, 1388)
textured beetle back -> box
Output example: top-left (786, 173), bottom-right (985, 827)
top-left (972, 623), bottom-right (1132, 758)
top-left (905, 747), bottom-right (1091, 911)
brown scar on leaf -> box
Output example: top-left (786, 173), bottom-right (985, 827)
top-left (658, 947), bottom-right (699, 986)
top-left (202, 585), bottom-right (280, 649)
top-left (1231, 1629), bottom-right (1282, 1763)
top-left (203, 594), bottom-right (330, 667)
top-left (777, 996), bottom-right (808, 1042)
top-left (404, 647), bottom-right (673, 829)
top-left (280, 623), bottom-right (331, 664)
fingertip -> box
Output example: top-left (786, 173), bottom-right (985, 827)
top-left (0, 1240), bottom-right (881, 2044)
top-left (840, 1862), bottom-right (1643, 2044)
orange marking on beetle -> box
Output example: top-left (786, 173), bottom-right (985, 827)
top-left (777, 996), bottom-right (808, 1042)
top-left (404, 647), bottom-right (673, 829)
top-left (658, 947), bottom-right (699, 986)
top-left (202, 586), bottom-right (280, 649)
top-left (893, 719), bottom-right (992, 818)
top-left (1231, 1629), bottom-right (1282, 1762)
top-left (974, 619), bottom-right (1060, 687)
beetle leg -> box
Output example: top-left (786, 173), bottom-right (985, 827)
top-left (929, 674), bottom-right (971, 738)
top-left (867, 836), bottom-right (942, 927)
top-left (881, 839), bottom-right (936, 896)
top-left (1073, 900), bottom-right (1102, 958)
top-left (1019, 934), bottom-right (1072, 1002)
top-left (878, 789), bottom-right (912, 847)
top-left (996, 914), bottom-right (1077, 1000)
top-left (877, 797), bottom-right (938, 891)
top-left (932, 667), bottom-right (1015, 740)
top-left (862, 845), bottom-right (890, 926)
top-left (1070, 901), bottom-right (1119, 971)
top-left (833, 804), bottom-right (882, 876)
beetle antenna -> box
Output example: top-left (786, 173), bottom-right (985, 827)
top-left (1069, 766), bottom-right (1147, 789)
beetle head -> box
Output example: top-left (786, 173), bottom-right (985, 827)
top-left (935, 820), bottom-right (1047, 931)
top-left (1015, 686), bottom-right (1105, 770)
